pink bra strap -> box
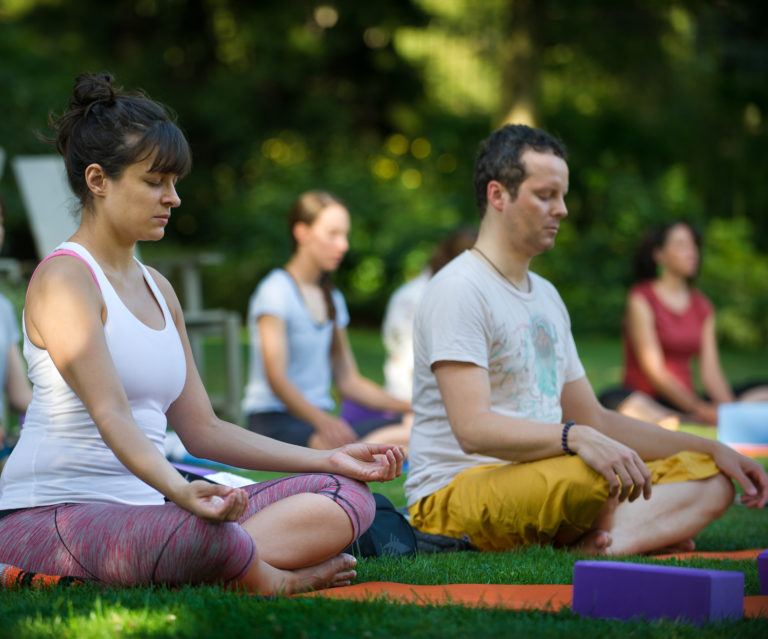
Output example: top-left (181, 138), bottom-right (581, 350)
top-left (29, 249), bottom-right (102, 293)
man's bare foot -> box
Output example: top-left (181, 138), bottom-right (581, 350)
top-left (648, 538), bottom-right (696, 555)
top-left (573, 529), bottom-right (613, 555)
top-left (282, 553), bottom-right (358, 594)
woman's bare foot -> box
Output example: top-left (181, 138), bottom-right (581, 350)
top-left (238, 553), bottom-right (358, 595)
top-left (658, 415), bottom-right (680, 431)
top-left (618, 392), bottom-right (681, 429)
top-left (286, 553), bottom-right (358, 593)
top-left (573, 529), bottom-right (613, 555)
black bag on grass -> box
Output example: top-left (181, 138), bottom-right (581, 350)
top-left (412, 529), bottom-right (475, 554)
top-left (345, 493), bottom-right (417, 558)
top-left (345, 494), bottom-right (477, 558)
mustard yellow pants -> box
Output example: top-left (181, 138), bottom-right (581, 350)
top-left (409, 451), bottom-right (720, 551)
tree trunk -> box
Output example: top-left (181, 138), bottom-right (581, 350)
top-left (496, 0), bottom-right (542, 128)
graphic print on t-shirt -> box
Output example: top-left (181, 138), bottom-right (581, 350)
top-left (490, 313), bottom-right (563, 423)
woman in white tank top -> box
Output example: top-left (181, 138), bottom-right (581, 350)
top-left (0, 73), bottom-right (404, 593)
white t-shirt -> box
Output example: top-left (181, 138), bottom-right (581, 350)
top-left (242, 269), bottom-right (349, 415)
top-left (404, 251), bottom-right (585, 506)
top-left (381, 269), bottom-right (431, 402)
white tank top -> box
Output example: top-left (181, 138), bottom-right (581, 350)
top-left (0, 242), bottom-right (187, 508)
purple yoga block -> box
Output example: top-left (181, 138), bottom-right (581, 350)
top-left (572, 561), bottom-right (744, 624)
top-left (171, 461), bottom-right (215, 476)
top-left (759, 550), bottom-right (768, 595)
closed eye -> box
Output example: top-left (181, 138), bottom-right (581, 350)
top-left (146, 174), bottom-right (179, 187)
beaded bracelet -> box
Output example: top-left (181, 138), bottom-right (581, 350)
top-left (561, 420), bottom-right (576, 456)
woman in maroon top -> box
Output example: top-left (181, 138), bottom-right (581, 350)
top-left (600, 221), bottom-right (768, 426)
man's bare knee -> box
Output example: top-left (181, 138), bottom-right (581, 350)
top-left (699, 473), bottom-right (734, 519)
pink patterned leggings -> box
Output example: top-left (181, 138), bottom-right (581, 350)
top-left (0, 473), bottom-right (375, 586)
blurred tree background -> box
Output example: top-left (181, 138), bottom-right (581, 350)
top-left (1, 0), bottom-right (766, 347)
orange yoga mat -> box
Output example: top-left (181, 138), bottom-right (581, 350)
top-left (727, 444), bottom-right (768, 458)
top-left (303, 582), bottom-right (768, 619)
top-left (302, 582), bottom-right (571, 612)
top-left (651, 548), bottom-right (762, 561)
top-left (301, 549), bottom-right (768, 618)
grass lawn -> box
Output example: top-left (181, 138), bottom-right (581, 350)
top-left (2, 329), bottom-right (767, 638)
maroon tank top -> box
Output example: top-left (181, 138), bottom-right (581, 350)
top-left (622, 281), bottom-right (712, 396)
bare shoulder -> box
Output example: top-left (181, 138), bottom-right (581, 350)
top-left (144, 264), bottom-right (170, 286)
top-left (28, 255), bottom-right (101, 302)
top-left (626, 290), bottom-right (652, 316)
top-left (26, 255), bottom-right (105, 345)
top-left (145, 265), bottom-right (180, 306)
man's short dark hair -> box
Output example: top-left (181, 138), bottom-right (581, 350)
top-left (473, 124), bottom-right (566, 217)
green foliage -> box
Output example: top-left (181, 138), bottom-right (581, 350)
top-left (530, 2), bottom-right (768, 339)
top-left (1, 0), bottom-right (767, 342)
top-left (193, 114), bottom-right (483, 320)
top-left (699, 217), bottom-right (768, 349)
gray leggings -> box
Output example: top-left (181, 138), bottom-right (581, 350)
top-left (0, 473), bottom-right (375, 586)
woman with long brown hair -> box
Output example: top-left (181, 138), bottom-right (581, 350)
top-left (243, 191), bottom-right (412, 450)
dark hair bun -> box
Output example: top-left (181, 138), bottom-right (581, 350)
top-left (70, 72), bottom-right (118, 110)
top-left (48, 71), bottom-right (191, 208)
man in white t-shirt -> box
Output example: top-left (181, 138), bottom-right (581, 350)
top-left (404, 124), bottom-right (768, 555)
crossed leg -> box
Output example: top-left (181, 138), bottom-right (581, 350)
top-left (236, 493), bottom-right (359, 594)
top-left (596, 473), bottom-right (734, 556)
top-left (616, 391), bottom-right (681, 430)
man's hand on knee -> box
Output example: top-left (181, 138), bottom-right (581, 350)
top-left (710, 442), bottom-right (768, 509)
top-left (567, 425), bottom-right (653, 502)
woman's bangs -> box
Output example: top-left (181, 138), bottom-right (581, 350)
top-left (137, 122), bottom-right (192, 177)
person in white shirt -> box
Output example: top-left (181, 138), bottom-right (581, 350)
top-left (381, 228), bottom-right (476, 403)
top-left (405, 124), bottom-right (767, 555)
